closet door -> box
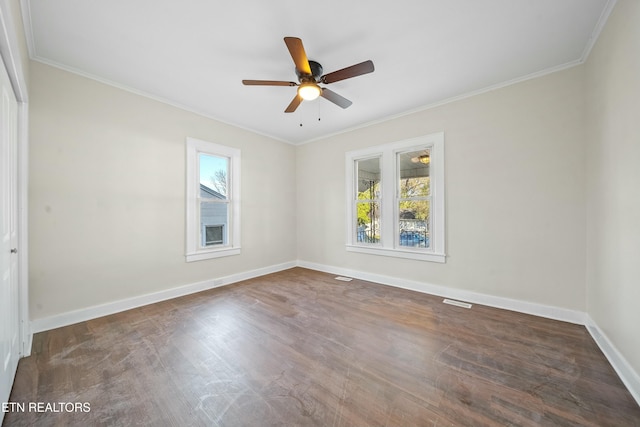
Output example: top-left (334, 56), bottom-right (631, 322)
top-left (0, 50), bottom-right (19, 417)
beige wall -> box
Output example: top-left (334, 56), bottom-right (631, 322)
top-left (297, 66), bottom-right (587, 311)
top-left (585, 0), bottom-right (640, 376)
top-left (28, 61), bottom-right (296, 319)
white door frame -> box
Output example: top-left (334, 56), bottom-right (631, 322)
top-left (0, 0), bottom-right (31, 357)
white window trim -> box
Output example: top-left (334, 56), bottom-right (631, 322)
top-left (186, 137), bottom-right (241, 262)
top-left (345, 132), bottom-right (445, 263)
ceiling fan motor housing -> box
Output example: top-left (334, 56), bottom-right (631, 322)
top-left (296, 60), bottom-right (324, 82)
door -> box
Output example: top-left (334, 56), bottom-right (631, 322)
top-left (0, 50), bottom-right (19, 411)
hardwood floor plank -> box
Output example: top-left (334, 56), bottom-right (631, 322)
top-left (4, 268), bottom-right (639, 426)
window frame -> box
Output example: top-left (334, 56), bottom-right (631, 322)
top-left (345, 132), bottom-right (445, 263)
top-left (185, 137), bottom-right (241, 262)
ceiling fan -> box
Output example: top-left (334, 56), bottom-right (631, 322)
top-left (242, 37), bottom-right (375, 113)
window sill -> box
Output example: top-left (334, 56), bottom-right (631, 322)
top-left (186, 247), bottom-right (241, 262)
top-left (346, 244), bottom-right (446, 263)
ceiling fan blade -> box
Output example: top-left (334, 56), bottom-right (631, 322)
top-left (320, 88), bottom-right (352, 109)
top-left (284, 37), bottom-right (311, 76)
top-left (242, 80), bottom-right (297, 86)
top-left (321, 60), bottom-right (375, 84)
top-left (285, 94), bottom-right (303, 113)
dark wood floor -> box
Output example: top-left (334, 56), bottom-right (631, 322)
top-left (4, 268), bottom-right (640, 426)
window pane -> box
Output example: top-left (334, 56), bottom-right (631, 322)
top-left (199, 153), bottom-right (228, 199)
top-left (205, 225), bottom-right (224, 245)
top-left (398, 200), bottom-right (430, 248)
top-left (398, 149), bottom-right (430, 197)
top-left (355, 157), bottom-right (381, 245)
top-left (356, 157), bottom-right (380, 199)
top-left (201, 201), bottom-right (228, 246)
top-left (356, 201), bottom-right (380, 243)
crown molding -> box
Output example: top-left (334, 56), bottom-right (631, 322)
top-left (580, 0), bottom-right (618, 62)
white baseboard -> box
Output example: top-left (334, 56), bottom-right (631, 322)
top-left (28, 259), bottom-right (584, 334)
top-left (586, 315), bottom-right (640, 406)
top-left (30, 261), bottom-right (296, 334)
top-left (297, 260), bottom-right (586, 324)
top-left (21, 328), bottom-right (33, 358)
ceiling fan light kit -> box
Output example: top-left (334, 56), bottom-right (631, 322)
top-left (242, 37), bottom-right (374, 113)
top-left (298, 82), bottom-right (321, 101)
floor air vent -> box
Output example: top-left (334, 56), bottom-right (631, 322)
top-left (443, 299), bottom-right (472, 309)
top-left (334, 276), bottom-right (353, 282)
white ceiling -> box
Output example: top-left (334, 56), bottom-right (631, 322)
top-left (22, 0), bottom-right (612, 145)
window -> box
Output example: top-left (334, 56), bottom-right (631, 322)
top-left (186, 137), bottom-right (241, 262)
top-left (346, 132), bottom-right (445, 263)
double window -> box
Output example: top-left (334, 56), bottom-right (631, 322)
top-left (186, 137), bottom-right (241, 262)
top-left (346, 132), bottom-right (445, 262)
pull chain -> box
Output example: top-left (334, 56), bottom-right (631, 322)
top-left (298, 101), bottom-right (322, 127)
